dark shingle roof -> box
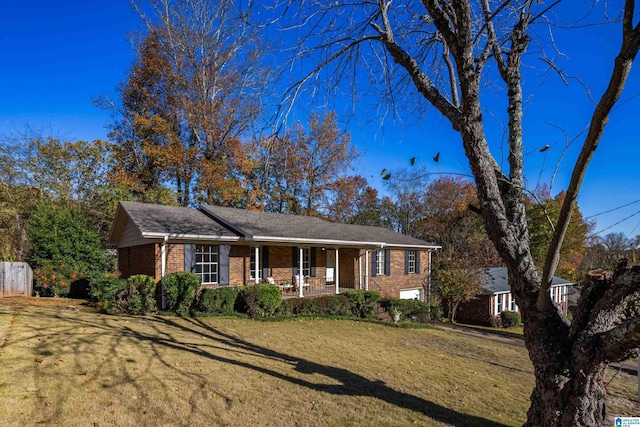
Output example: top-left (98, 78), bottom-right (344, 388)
top-left (118, 201), bottom-right (240, 239)
top-left (482, 267), bottom-right (572, 294)
top-left (109, 202), bottom-right (438, 249)
top-left (201, 205), bottom-right (438, 248)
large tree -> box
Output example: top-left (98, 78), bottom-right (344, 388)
top-left (105, 0), bottom-right (269, 207)
top-left (272, 1), bottom-right (640, 425)
top-left (257, 111), bottom-right (358, 215)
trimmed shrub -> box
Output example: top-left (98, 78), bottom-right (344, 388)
top-left (195, 287), bottom-right (240, 315)
top-left (91, 274), bottom-right (156, 315)
top-left (342, 290), bottom-right (381, 319)
top-left (244, 283), bottom-right (282, 318)
top-left (126, 275), bottom-right (157, 315)
top-left (500, 310), bottom-right (521, 328)
top-left (313, 295), bottom-right (351, 316)
top-left (162, 272), bottom-right (201, 317)
top-left (289, 297), bottom-right (314, 315)
top-left (91, 276), bottom-right (128, 314)
top-left (275, 298), bottom-right (293, 316)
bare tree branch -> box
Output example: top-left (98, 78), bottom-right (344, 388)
top-left (540, 0), bottom-right (640, 306)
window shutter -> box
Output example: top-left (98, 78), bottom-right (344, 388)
top-left (404, 250), bottom-right (409, 275)
top-left (291, 247), bottom-right (299, 276)
top-left (219, 245), bottom-right (230, 286)
top-left (384, 250), bottom-right (391, 276)
top-left (371, 251), bottom-right (377, 277)
top-left (310, 247), bottom-right (317, 277)
top-left (184, 244), bottom-right (196, 272)
top-left (261, 246), bottom-right (270, 279)
top-left (415, 251), bottom-right (421, 273)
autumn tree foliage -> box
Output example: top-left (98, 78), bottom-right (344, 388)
top-left (0, 136), bottom-right (119, 258)
top-left (327, 175), bottom-right (383, 226)
top-left (526, 189), bottom-right (593, 281)
top-left (256, 111), bottom-right (358, 216)
top-left (105, 0), bottom-right (268, 207)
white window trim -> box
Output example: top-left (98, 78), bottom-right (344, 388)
top-left (302, 248), bottom-right (310, 277)
top-left (195, 244), bottom-right (219, 285)
top-left (407, 250), bottom-right (416, 274)
top-left (376, 250), bottom-right (385, 276)
top-left (496, 293), bottom-right (507, 315)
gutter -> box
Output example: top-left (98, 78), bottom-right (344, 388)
top-left (142, 232), bottom-right (240, 241)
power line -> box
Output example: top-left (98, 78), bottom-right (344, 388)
top-left (590, 209), bottom-right (640, 237)
top-left (585, 199), bottom-right (640, 219)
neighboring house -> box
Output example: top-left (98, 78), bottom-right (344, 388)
top-left (108, 202), bottom-right (440, 302)
top-left (455, 267), bottom-right (573, 326)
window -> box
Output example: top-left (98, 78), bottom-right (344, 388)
top-left (497, 293), bottom-right (504, 314)
top-left (195, 244), bottom-right (218, 284)
top-left (407, 250), bottom-right (417, 274)
top-left (376, 250), bottom-right (385, 276)
top-left (302, 248), bottom-right (310, 277)
top-left (510, 294), bottom-right (517, 312)
top-left (127, 247), bottom-right (132, 267)
top-left (250, 247), bottom-right (261, 281)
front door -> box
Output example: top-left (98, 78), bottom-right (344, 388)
top-left (326, 250), bottom-right (336, 284)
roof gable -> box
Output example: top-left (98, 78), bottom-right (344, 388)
top-left (108, 202), bottom-right (240, 247)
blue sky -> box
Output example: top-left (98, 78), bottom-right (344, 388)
top-left (1, 1), bottom-right (639, 239)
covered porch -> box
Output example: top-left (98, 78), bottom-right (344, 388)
top-left (246, 245), bottom-right (381, 298)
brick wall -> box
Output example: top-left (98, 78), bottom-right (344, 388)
top-left (366, 250), bottom-right (430, 299)
top-left (230, 245), bottom-right (248, 286)
top-left (117, 244), bottom-right (157, 280)
top-left (165, 244), bottom-right (184, 276)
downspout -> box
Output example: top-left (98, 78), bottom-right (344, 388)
top-left (427, 248), bottom-right (433, 315)
top-left (335, 248), bottom-right (339, 294)
top-left (365, 250), bottom-right (369, 291)
top-left (161, 235), bottom-right (168, 310)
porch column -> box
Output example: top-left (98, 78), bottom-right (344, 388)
top-left (161, 236), bottom-right (168, 278)
top-left (299, 248), bottom-right (304, 298)
top-left (365, 250), bottom-right (369, 291)
top-left (335, 248), bottom-right (340, 294)
top-left (254, 246), bottom-right (260, 284)
top-left (358, 251), bottom-right (362, 290)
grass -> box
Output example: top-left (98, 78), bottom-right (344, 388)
top-left (0, 297), bottom-right (636, 426)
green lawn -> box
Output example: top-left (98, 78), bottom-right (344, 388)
top-left (0, 298), bottom-right (636, 426)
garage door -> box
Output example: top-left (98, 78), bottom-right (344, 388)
top-left (400, 288), bottom-right (422, 300)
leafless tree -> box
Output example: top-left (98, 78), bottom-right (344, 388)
top-left (265, 0), bottom-right (640, 425)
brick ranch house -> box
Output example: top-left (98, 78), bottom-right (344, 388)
top-left (108, 202), bottom-right (441, 301)
top-left (455, 267), bottom-right (573, 326)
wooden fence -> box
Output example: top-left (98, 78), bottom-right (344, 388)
top-left (0, 262), bottom-right (33, 297)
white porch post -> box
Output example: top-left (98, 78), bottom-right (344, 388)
top-left (161, 236), bottom-right (167, 278)
top-left (335, 248), bottom-right (340, 294)
top-left (365, 250), bottom-right (369, 291)
top-left (358, 251), bottom-right (362, 290)
top-left (254, 246), bottom-right (260, 284)
top-left (298, 248), bottom-right (304, 298)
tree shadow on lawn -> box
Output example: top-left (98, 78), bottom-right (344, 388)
top-left (153, 316), bottom-right (509, 427)
top-left (21, 307), bottom-right (510, 427)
